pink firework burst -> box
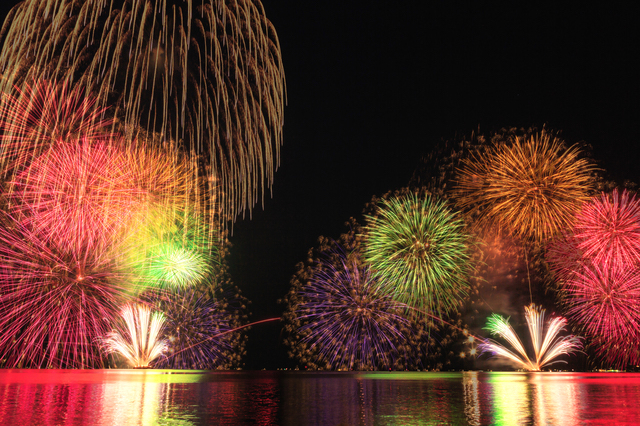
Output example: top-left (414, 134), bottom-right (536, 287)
top-left (573, 189), bottom-right (640, 269)
top-left (0, 212), bottom-right (131, 368)
top-left (563, 263), bottom-right (640, 368)
top-left (8, 139), bottom-right (143, 251)
top-left (547, 189), bottom-right (640, 283)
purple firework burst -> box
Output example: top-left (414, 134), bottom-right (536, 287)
top-left (294, 246), bottom-right (418, 370)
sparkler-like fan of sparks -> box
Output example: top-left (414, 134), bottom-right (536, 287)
top-left (478, 304), bottom-right (582, 371)
top-left (102, 303), bottom-right (167, 368)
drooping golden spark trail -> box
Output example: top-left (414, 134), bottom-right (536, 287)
top-left (0, 0), bottom-right (286, 222)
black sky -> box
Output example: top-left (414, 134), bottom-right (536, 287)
top-left (1, 2), bottom-right (637, 369)
top-left (233, 1), bottom-right (638, 369)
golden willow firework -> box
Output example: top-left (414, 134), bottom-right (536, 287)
top-left (453, 130), bottom-right (595, 242)
top-left (0, 0), bottom-right (285, 221)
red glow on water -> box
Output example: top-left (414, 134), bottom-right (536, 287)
top-left (1, 371), bottom-right (640, 424)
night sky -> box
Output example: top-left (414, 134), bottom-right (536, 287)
top-left (232, 2), bottom-right (638, 369)
top-left (1, 2), bottom-right (638, 369)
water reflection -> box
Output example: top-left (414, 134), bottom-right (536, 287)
top-left (461, 372), bottom-right (640, 426)
top-left (0, 370), bottom-right (280, 425)
top-left (280, 372), bottom-right (469, 425)
top-left (1, 370), bottom-right (640, 425)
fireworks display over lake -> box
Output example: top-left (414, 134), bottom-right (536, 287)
top-left (0, 1), bottom-right (637, 371)
top-left (0, 0), bottom-right (283, 369)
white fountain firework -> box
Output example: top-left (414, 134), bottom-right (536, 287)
top-left (478, 304), bottom-right (582, 371)
top-left (103, 303), bottom-right (167, 368)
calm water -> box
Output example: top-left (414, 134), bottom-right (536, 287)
top-left (0, 370), bottom-right (639, 425)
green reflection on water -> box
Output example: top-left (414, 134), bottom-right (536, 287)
top-left (103, 369), bottom-right (210, 383)
top-left (356, 371), bottom-right (463, 380)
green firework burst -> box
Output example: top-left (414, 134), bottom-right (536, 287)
top-left (363, 193), bottom-right (471, 316)
top-left (125, 207), bottom-right (218, 289)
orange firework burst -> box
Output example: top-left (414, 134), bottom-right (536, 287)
top-left (454, 130), bottom-right (595, 242)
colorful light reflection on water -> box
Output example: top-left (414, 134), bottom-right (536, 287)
top-left (1, 370), bottom-right (639, 425)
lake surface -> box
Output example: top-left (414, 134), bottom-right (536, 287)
top-left (0, 370), bottom-right (638, 425)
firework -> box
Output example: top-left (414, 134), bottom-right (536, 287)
top-left (0, 80), bottom-right (113, 163)
top-left (562, 263), bottom-right (640, 368)
top-left (548, 189), bottom-right (640, 281)
top-left (478, 304), bottom-right (582, 371)
top-left (454, 130), bottom-right (595, 242)
top-left (124, 206), bottom-right (217, 290)
top-left (0, 0), bottom-right (285, 221)
top-left (0, 86), bottom-right (219, 366)
top-left (102, 303), bottom-right (167, 368)
top-left (0, 212), bottom-right (130, 368)
top-left (7, 140), bottom-right (141, 250)
top-left (286, 244), bottom-right (423, 370)
top-left (572, 189), bottom-right (640, 269)
top-left (362, 192), bottom-right (471, 317)
top-left (148, 287), bottom-right (246, 369)
top-left (546, 189), bottom-right (640, 367)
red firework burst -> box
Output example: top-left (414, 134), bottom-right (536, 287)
top-left (547, 189), bottom-right (640, 281)
top-left (563, 263), bottom-right (640, 367)
top-left (0, 212), bottom-right (131, 368)
top-left (8, 139), bottom-right (142, 251)
top-left (572, 189), bottom-right (640, 269)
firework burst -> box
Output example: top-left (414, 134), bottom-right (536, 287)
top-left (561, 263), bottom-right (640, 368)
top-left (7, 140), bottom-right (142, 250)
top-left (102, 303), bottom-right (167, 368)
top-left (125, 207), bottom-right (217, 290)
top-left (148, 287), bottom-right (246, 369)
top-left (478, 304), bottom-right (582, 371)
top-left (362, 192), bottom-right (471, 317)
top-left (286, 244), bottom-right (423, 370)
top-left (572, 189), bottom-right (640, 269)
top-left (0, 212), bottom-right (130, 368)
top-left (0, 80), bottom-right (113, 171)
top-left (0, 0), bottom-right (285, 221)
top-left (454, 130), bottom-right (595, 242)
top-left (0, 83), bottom-right (220, 366)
